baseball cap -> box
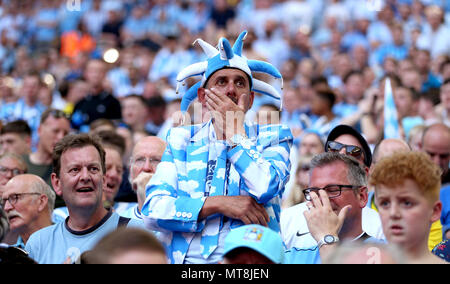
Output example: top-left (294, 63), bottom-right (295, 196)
top-left (223, 225), bottom-right (284, 264)
top-left (325, 124), bottom-right (372, 167)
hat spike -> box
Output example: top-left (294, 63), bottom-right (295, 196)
top-left (176, 61), bottom-right (208, 84)
top-left (193, 39), bottom-right (218, 59)
top-left (232, 30), bottom-right (248, 56)
top-left (219, 38), bottom-right (234, 60)
top-left (253, 79), bottom-right (281, 100)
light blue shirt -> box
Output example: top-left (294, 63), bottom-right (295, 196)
top-left (25, 211), bottom-right (145, 264)
top-left (119, 204), bottom-right (142, 220)
top-left (284, 234), bottom-right (385, 264)
top-left (52, 202), bottom-right (138, 223)
top-left (141, 120), bottom-right (293, 264)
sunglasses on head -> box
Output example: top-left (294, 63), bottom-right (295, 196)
top-left (49, 109), bottom-right (71, 120)
top-left (326, 141), bottom-right (363, 158)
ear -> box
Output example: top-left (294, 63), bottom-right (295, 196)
top-left (25, 136), bottom-right (32, 148)
top-left (248, 91), bottom-right (255, 110)
top-left (430, 201), bottom-right (442, 223)
top-left (363, 163), bottom-right (370, 175)
top-left (358, 187), bottom-right (369, 209)
top-left (51, 173), bottom-right (62, 196)
top-left (38, 194), bottom-right (49, 213)
top-left (197, 87), bottom-right (207, 106)
top-left (239, 91), bottom-right (255, 111)
top-left (417, 140), bottom-right (422, 150)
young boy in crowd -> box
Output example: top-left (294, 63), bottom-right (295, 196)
top-left (370, 151), bottom-right (447, 263)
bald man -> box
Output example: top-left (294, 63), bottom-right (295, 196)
top-left (421, 123), bottom-right (450, 241)
top-left (120, 136), bottom-right (167, 219)
top-left (368, 138), bottom-right (412, 207)
top-left (1, 174), bottom-right (54, 247)
top-left (372, 138), bottom-right (411, 166)
top-left (421, 123), bottom-right (450, 185)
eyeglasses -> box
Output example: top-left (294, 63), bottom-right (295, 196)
top-left (1, 192), bottom-right (41, 207)
top-left (0, 166), bottom-right (25, 176)
top-left (326, 141), bottom-right (363, 159)
top-left (132, 157), bottom-right (161, 168)
top-left (303, 184), bottom-right (365, 201)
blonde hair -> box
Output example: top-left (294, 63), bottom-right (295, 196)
top-left (369, 151), bottom-right (441, 203)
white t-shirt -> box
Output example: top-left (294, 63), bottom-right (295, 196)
top-left (280, 202), bottom-right (385, 249)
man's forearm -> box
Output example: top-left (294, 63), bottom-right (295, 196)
top-left (198, 196), bottom-right (222, 220)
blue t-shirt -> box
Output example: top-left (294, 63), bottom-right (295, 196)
top-left (25, 211), bottom-right (145, 264)
top-left (284, 234), bottom-right (384, 264)
top-left (284, 246), bottom-right (322, 264)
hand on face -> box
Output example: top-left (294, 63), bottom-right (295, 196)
top-left (200, 69), bottom-right (254, 140)
top-left (303, 190), bottom-right (351, 242)
top-left (204, 87), bottom-right (250, 140)
top-left (132, 172), bottom-right (153, 194)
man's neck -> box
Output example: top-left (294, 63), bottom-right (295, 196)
top-left (24, 97), bottom-right (37, 107)
top-left (403, 241), bottom-right (437, 264)
top-left (30, 149), bottom-right (52, 165)
top-left (90, 86), bottom-right (103, 96)
top-left (322, 110), bottom-right (335, 122)
top-left (67, 205), bottom-right (109, 232)
top-left (339, 217), bottom-right (364, 241)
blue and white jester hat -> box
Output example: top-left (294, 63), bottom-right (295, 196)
top-left (176, 31), bottom-right (283, 113)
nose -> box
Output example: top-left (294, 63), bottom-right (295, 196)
top-left (142, 159), bottom-right (156, 174)
top-left (55, 130), bottom-right (66, 142)
top-left (5, 170), bottom-right (13, 179)
top-left (3, 199), bottom-right (13, 211)
top-left (225, 81), bottom-right (237, 97)
top-left (389, 202), bottom-right (401, 219)
top-left (79, 167), bottom-right (92, 182)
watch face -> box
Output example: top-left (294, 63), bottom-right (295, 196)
top-left (324, 235), bottom-right (335, 244)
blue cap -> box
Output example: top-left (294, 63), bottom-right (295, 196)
top-left (223, 225), bottom-right (284, 264)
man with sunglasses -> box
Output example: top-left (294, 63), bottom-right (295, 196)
top-left (284, 152), bottom-right (383, 263)
top-left (324, 124), bottom-right (372, 171)
top-left (281, 125), bottom-right (383, 248)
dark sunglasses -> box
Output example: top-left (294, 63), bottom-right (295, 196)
top-left (49, 109), bottom-right (71, 120)
top-left (326, 141), bottom-right (363, 158)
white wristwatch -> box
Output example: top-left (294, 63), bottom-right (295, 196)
top-left (317, 234), bottom-right (339, 249)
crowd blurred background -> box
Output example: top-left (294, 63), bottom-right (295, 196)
top-left (0, 0), bottom-right (449, 171)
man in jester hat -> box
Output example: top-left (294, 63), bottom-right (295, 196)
top-left (141, 31), bottom-right (293, 264)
